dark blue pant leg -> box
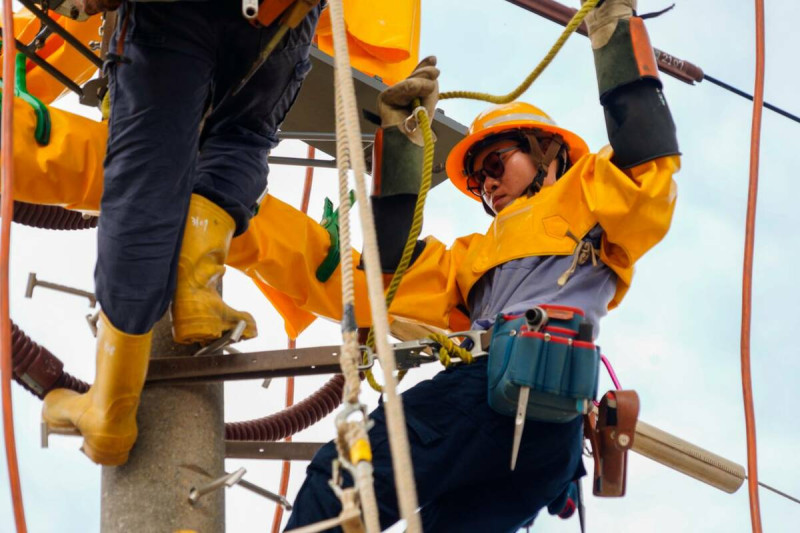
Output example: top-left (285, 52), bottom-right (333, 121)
top-left (96, 1), bottom-right (215, 334)
top-left (285, 360), bottom-right (584, 532)
top-left (193, 5), bottom-right (321, 235)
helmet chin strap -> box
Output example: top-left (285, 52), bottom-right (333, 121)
top-left (478, 130), bottom-right (569, 216)
top-left (522, 133), bottom-right (565, 198)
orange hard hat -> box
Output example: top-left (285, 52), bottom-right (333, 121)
top-left (446, 102), bottom-right (589, 201)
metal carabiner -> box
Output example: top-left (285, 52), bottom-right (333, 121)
top-left (356, 345), bottom-right (375, 371)
top-left (445, 330), bottom-right (489, 358)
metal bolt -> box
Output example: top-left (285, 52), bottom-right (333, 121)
top-left (26, 272), bottom-right (97, 307)
top-left (181, 464), bottom-right (291, 508)
top-left (618, 433), bottom-right (631, 447)
top-left (194, 320), bottom-right (246, 356)
top-left (41, 420), bottom-right (80, 449)
top-left (188, 467), bottom-right (246, 505)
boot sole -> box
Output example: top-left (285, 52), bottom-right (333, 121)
top-left (43, 417), bottom-right (134, 466)
top-left (173, 316), bottom-right (256, 345)
top-left (82, 443), bottom-right (130, 466)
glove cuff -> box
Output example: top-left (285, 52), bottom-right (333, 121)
top-left (372, 126), bottom-right (424, 198)
top-left (593, 16), bottom-right (660, 102)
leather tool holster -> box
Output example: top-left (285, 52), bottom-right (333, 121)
top-left (584, 389), bottom-right (640, 497)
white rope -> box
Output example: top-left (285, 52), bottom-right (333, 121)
top-left (332, 53), bottom-right (382, 533)
top-left (328, 0), bottom-right (422, 531)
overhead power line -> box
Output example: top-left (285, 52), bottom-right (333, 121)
top-left (507, 0), bottom-right (800, 126)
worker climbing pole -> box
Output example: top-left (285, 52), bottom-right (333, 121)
top-left (0, 0), bottom-right (797, 531)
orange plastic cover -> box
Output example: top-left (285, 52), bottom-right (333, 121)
top-left (315, 0), bottom-right (420, 85)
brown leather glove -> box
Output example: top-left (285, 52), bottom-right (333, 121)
top-left (582, 0), bottom-right (636, 49)
top-left (377, 56), bottom-right (439, 146)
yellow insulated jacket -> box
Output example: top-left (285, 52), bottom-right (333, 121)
top-left (6, 99), bottom-right (678, 338)
top-left (227, 148), bottom-right (680, 337)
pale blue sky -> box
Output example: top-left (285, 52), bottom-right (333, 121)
top-left (2, 1), bottom-right (799, 531)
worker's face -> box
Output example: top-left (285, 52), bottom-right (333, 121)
top-left (473, 140), bottom-right (559, 213)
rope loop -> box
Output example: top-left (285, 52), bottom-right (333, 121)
top-left (427, 332), bottom-right (474, 368)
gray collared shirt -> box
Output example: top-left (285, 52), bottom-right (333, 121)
top-left (467, 226), bottom-right (617, 338)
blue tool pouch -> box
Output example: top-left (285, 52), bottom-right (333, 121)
top-left (487, 305), bottom-right (600, 423)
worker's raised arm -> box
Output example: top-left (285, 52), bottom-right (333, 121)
top-left (370, 56), bottom-right (439, 272)
top-left (579, 0), bottom-right (681, 306)
top-left (584, 0), bottom-right (679, 168)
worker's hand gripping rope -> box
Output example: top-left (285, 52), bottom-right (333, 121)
top-left (377, 56), bottom-right (439, 146)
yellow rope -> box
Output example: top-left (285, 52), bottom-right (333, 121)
top-left (427, 332), bottom-right (474, 368)
top-left (439, 0), bottom-right (599, 104)
top-left (364, 101), bottom-right (435, 393)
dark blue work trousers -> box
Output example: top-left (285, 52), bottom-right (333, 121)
top-left (286, 359), bottom-right (585, 532)
top-left (96, 0), bottom-right (320, 334)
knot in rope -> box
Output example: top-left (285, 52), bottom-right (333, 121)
top-left (427, 332), bottom-right (474, 368)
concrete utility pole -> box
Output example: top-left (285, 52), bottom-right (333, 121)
top-left (100, 314), bottom-right (225, 532)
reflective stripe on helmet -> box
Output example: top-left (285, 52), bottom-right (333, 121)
top-left (482, 112), bottom-right (556, 129)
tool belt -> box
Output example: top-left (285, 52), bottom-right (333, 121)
top-left (584, 390), bottom-right (640, 497)
top-left (486, 305), bottom-right (600, 423)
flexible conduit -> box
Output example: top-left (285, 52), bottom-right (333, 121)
top-left (740, 0), bottom-right (765, 531)
top-left (1, 0), bottom-right (28, 529)
top-left (9, 201), bottom-right (98, 230)
top-left (9, 317), bottom-right (344, 440)
top-left (271, 145), bottom-right (316, 533)
top-left (270, 338), bottom-right (296, 533)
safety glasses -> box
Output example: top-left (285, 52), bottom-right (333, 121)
top-left (466, 145), bottom-right (521, 196)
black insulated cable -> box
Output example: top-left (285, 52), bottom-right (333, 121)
top-left (704, 74), bottom-right (800, 125)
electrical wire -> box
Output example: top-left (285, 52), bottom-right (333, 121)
top-left (1, 2), bottom-right (28, 531)
top-left (704, 74), bottom-right (800, 125)
top-left (271, 146), bottom-right (315, 533)
top-left (740, 0), bottom-right (766, 531)
top-left (270, 339), bottom-right (296, 533)
top-left (749, 479), bottom-right (800, 507)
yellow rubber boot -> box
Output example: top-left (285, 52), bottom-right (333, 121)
top-left (42, 313), bottom-right (152, 466)
top-left (171, 194), bottom-right (257, 344)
